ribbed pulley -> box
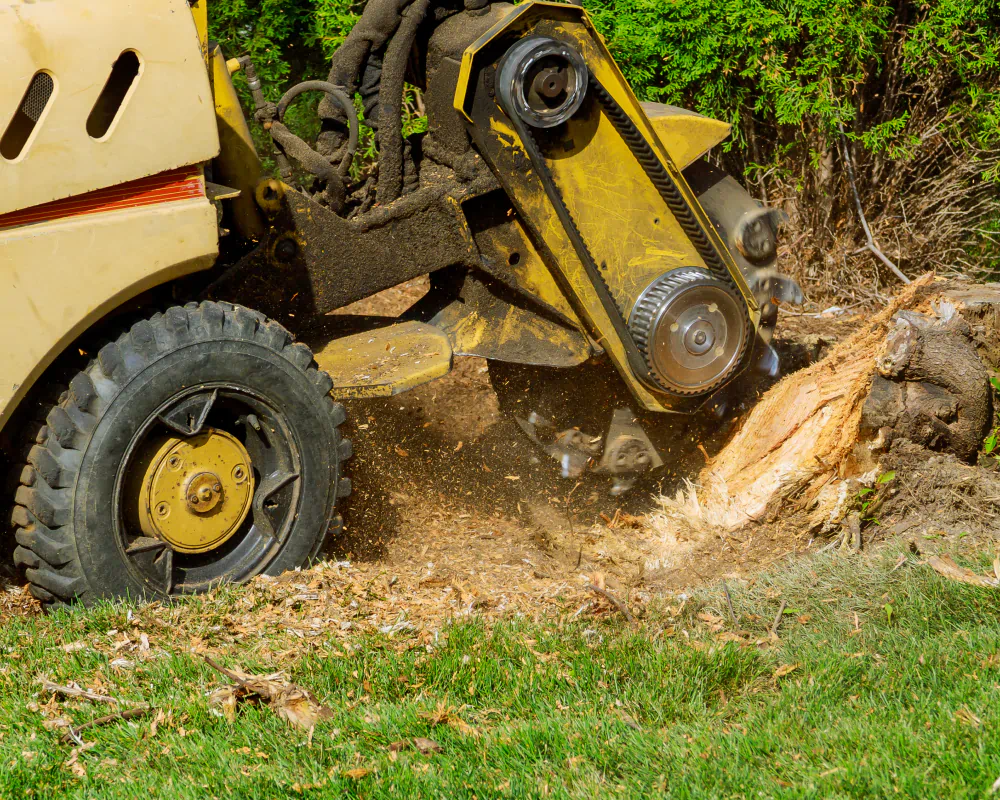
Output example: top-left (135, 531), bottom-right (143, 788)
top-left (629, 268), bottom-right (749, 395)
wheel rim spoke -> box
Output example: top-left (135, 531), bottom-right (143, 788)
top-left (252, 470), bottom-right (300, 541)
top-left (125, 538), bottom-right (174, 594)
top-left (119, 389), bottom-right (302, 594)
top-left (159, 548), bottom-right (175, 595)
top-left (158, 389), bottom-right (219, 436)
top-left (126, 537), bottom-right (167, 556)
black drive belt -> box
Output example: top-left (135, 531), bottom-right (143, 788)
top-left (507, 70), bottom-right (754, 396)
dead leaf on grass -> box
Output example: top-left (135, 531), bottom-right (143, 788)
top-left (292, 781), bottom-right (325, 792)
top-left (149, 708), bottom-right (167, 738)
top-left (203, 656), bottom-right (334, 731)
top-left (413, 737), bottom-right (443, 755)
top-left (275, 686), bottom-right (333, 731)
top-left (448, 717), bottom-right (480, 737)
top-left (208, 686), bottom-right (238, 723)
top-left (774, 663), bottom-right (800, 679)
top-left (697, 612), bottom-right (725, 632)
top-left (64, 742), bottom-right (95, 778)
top-left (418, 701), bottom-right (480, 737)
top-left (418, 700), bottom-right (458, 725)
top-left (955, 707), bottom-right (982, 728)
top-left (344, 768), bottom-right (371, 779)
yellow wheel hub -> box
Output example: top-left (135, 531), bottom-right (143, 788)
top-left (137, 428), bottom-right (255, 554)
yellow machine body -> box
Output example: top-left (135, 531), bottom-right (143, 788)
top-left (453, 1), bottom-right (759, 411)
top-left (0, 0), bottom-right (230, 429)
top-left (0, 0), bottom-right (772, 425)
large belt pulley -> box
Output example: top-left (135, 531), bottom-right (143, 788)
top-left (495, 36), bottom-right (753, 397)
top-left (629, 268), bottom-right (748, 394)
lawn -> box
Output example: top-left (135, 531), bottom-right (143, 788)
top-left (1, 543), bottom-right (999, 799)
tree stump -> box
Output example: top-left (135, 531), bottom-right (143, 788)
top-left (655, 275), bottom-right (1000, 535)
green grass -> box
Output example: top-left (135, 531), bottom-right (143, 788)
top-left (3, 544), bottom-right (1000, 798)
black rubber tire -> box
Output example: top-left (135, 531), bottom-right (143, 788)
top-left (11, 301), bottom-right (351, 608)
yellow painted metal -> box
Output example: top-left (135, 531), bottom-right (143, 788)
top-left (136, 428), bottom-right (254, 554)
top-left (434, 296), bottom-right (592, 366)
top-left (0, 201), bottom-right (218, 431)
top-left (455, 11), bottom-right (730, 171)
top-left (255, 178), bottom-right (287, 216)
top-left (210, 45), bottom-right (266, 240)
top-left (190, 0), bottom-right (210, 61)
top-left (0, 0), bottom-right (220, 216)
top-left (312, 321), bottom-right (454, 400)
top-left (453, 1), bottom-right (759, 412)
top-left (472, 215), bottom-right (580, 322)
top-left (640, 103), bottom-right (732, 170)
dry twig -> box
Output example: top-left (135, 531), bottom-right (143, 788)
top-left (59, 707), bottom-right (153, 745)
top-left (722, 582), bottom-right (737, 624)
top-left (38, 679), bottom-right (118, 704)
top-left (838, 121), bottom-right (911, 286)
top-left (770, 600), bottom-right (788, 638)
top-left (586, 584), bottom-right (636, 624)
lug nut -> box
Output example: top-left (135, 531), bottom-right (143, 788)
top-left (189, 494), bottom-right (199, 505)
top-left (275, 238), bottom-right (298, 263)
top-left (213, 483), bottom-right (222, 493)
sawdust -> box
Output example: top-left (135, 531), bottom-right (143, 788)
top-left (309, 278), bottom-right (869, 603)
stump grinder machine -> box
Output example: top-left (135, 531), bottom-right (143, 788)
top-left (0, 0), bottom-right (800, 606)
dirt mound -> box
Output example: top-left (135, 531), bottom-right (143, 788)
top-left (876, 440), bottom-right (1000, 542)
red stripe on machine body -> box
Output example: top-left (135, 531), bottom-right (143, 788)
top-left (0, 167), bottom-right (204, 230)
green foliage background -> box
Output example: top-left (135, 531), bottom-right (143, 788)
top-left (208, 0), bottom-right (1000, 287)
top-left (208, 0), bottom-right (999, 161)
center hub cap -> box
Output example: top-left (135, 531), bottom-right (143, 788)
top-left (137, 428), bottom-right (254, 554)
top-left (186, 472), bottom-right (224, 513)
